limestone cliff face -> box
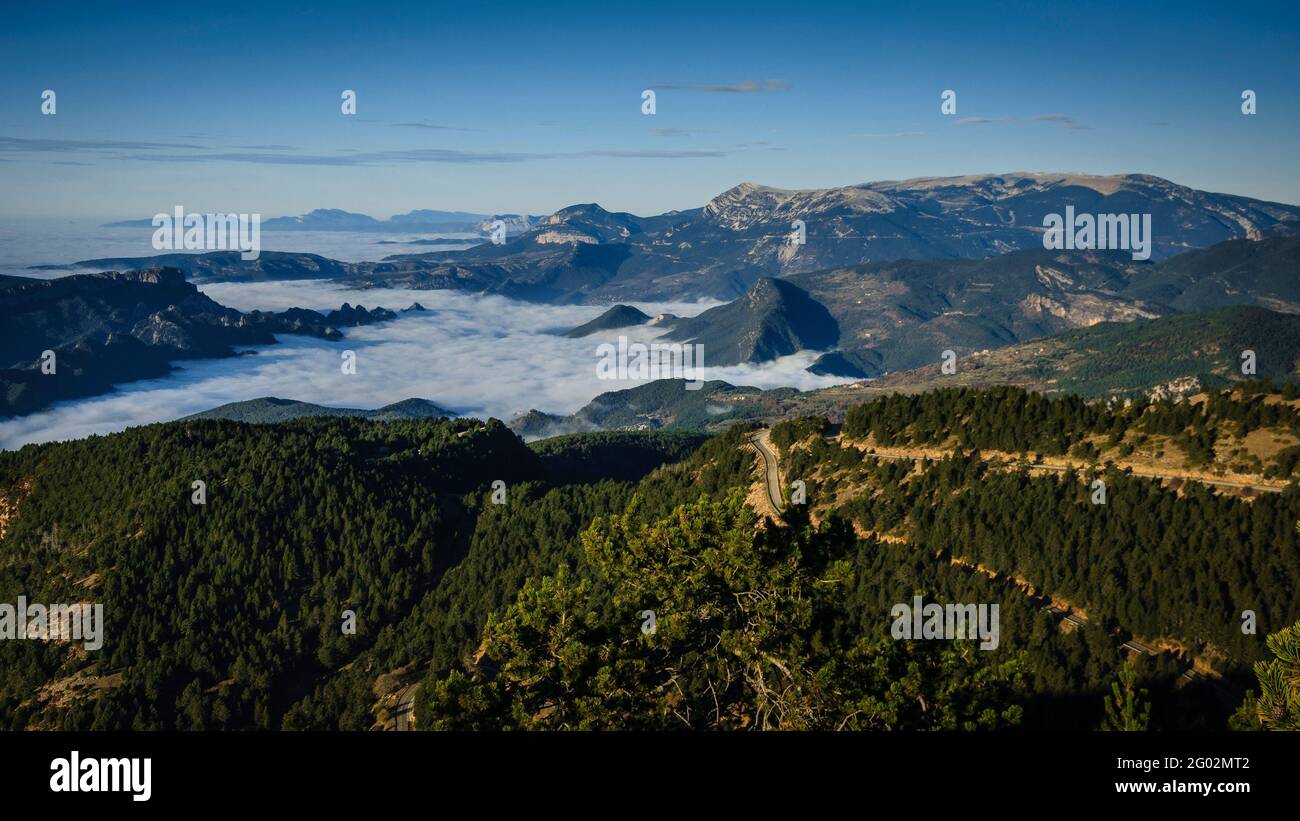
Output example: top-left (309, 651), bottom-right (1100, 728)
top-left (1018, 292), bottom-right (1160, 327)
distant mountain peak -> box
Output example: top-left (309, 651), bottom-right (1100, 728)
top-left (722, 181), bottom-right (770, 196)
top-left (545, 203), bottom-right (612, 223)
top-left (562, 304), bottom-right (652, 338)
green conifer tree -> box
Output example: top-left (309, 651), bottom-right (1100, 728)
top-left (1101, 662), bottom-right (1151, 731)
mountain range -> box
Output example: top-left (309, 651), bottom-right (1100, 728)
top-left (102, 209), bottom-right (543, 235)
top-left (794, 234), bottom-right (1300, 376)
top-left (60, 173), bottom-right (1300, 301)
top-left (335, 172), bottom-right (1300, 302)
top-left (15, 172), bottom-right (1300, 423)
top-left (0, 268), bottom-right (415, 416)
top-left (512, 303), bottom-right (1300, 438)
top-left (552, 233), bottom-right (1300, 379)
top-left (33, 251), bottom-right (361, 283)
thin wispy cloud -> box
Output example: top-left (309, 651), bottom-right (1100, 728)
top-left (119, 146), bottom-right (730, 166)
top-left (1034, 114), bottom-right (1090, 130)
top-left (578, 149), bottom-right (725, 159)
top-left (2, 133), bottom-right (738, 167)
top-left (951, 116), bottom-right (1015, 125)
top-left (390, 122), bottom-right (481, 132)
top-left (651, 80), bottom-right (791, 93)
top-left (124, 148), bottom-right (547, 166)
top-left (850, 132), bottom-right (926, 138)
top-left (727, 141), bottom-right (780, 151)
top-left (951, 114), bottom-right (1089, 130)
top-left (0, 136), bottom-right (207, 152)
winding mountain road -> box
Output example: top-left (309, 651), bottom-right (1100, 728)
top-left (748, 426), bottom-right (1247, 686)
top-left (748, 430), bottom-right (785, 513)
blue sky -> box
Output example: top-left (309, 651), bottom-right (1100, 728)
top-left (1, 0), bottom-right (1297, 219)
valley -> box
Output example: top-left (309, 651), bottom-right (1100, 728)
top-left (15, 176), bottom-right (1297, 430)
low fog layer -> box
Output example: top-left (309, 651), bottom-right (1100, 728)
top-left (0, 281), bottom-right (856, 449)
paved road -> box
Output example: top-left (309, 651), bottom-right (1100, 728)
top-left (1121, 638), bottom-right (1159, 656)
top-left (835, 439), bottom-right (1283, 495)
top-left (753, 428), bottom-right (1205, 680)
top-left (748, 430), bottom-right (785, 513)
top-left (1045, 604), bottom-right (1088, 630)
top-left (394, 683), bottom-right (419, 731)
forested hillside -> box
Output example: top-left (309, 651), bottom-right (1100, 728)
top-left (0, 417), bottom-right (731, 730)
top-left (2, 385), bottom-right (1296, 731)
top-left (419, 386), bottom-right (1300, 731)
top-left (774, 387), bottom-right (1300, 718)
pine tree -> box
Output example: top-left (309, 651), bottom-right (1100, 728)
top-left (1250, 619), bottom-right (1300, 730)
top-left (1101, 662), bottom-right (1151, 731)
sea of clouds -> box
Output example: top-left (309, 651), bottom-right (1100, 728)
top-left (0, 280), bottom-right (857, 450)
top-left (0, 221), bottom-right (483, 280)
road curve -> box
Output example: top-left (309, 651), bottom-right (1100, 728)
top-left (749, 430), bottom-right (785, 514)
top-left (394, 683), bottom-right (419, 731)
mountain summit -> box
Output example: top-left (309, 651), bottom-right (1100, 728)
top-left (662, 278), bottom-right (838, 365)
